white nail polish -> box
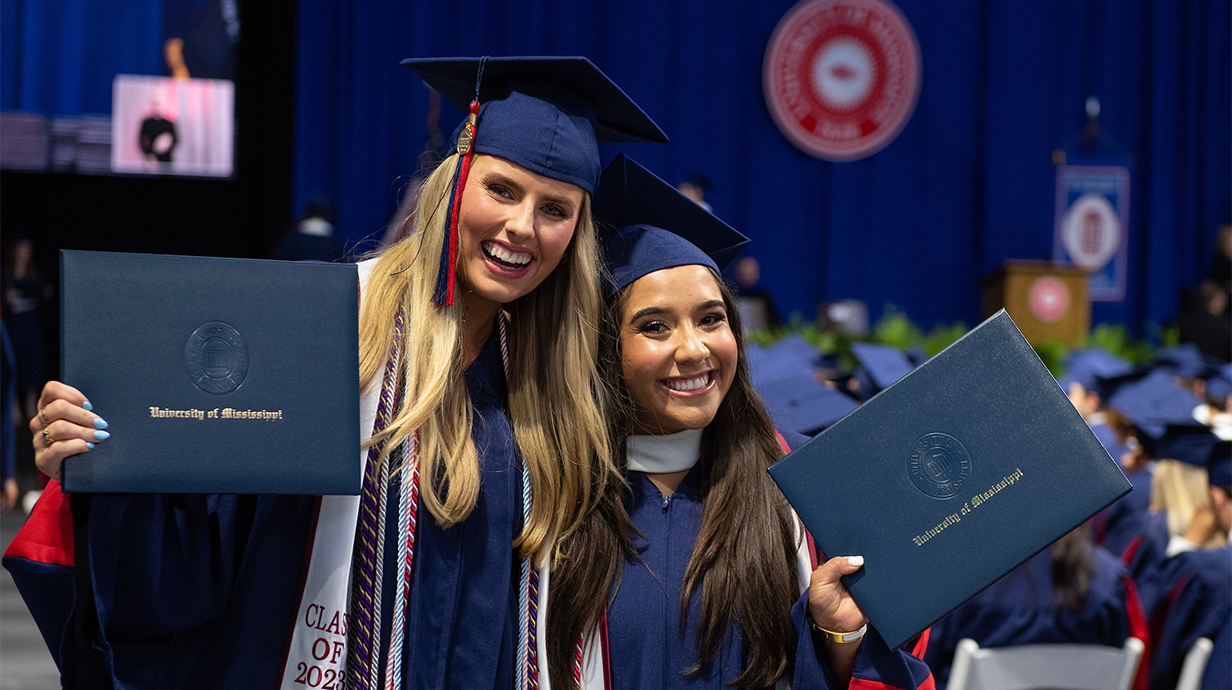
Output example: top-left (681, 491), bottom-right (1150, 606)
top-left (848, 556), bottom-right (864, 567)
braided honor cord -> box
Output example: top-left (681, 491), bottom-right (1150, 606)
top-left (346, 306), bottom-right (405, 690)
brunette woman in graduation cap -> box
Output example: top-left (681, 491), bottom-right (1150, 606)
top-left (11, 57), bottom-right (666, 690)
top-left (545, 155), bottom-right (933, 690)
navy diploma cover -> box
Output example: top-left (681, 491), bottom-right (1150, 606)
top-left (767, 310), bottom-right (1131, 649)
top-left (60, 250), bottom-right (360, 495)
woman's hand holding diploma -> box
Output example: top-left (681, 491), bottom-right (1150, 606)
top-left (32, 380), bottom-right (110, 482)
top-left (808, 554), bottom-right (870, 684)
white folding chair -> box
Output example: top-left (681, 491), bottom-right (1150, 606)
top-left (1174, 637), bottom-right (1214, 690)
top-left (948, 637), bottom-right (1145, 690)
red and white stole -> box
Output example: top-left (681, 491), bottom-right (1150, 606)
top-left (276, 259), bottom-right (556, 690)
top-left (277, 260), bottom-right (379, 689)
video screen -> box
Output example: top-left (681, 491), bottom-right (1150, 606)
top-left (111, 76), bottom-right (234, 178)
top-left (0, 0), bottom-right (239, 178)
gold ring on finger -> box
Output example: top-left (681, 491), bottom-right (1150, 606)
top-left (42, 426), bottom-right (55, 447)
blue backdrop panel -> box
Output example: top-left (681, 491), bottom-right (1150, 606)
top-left (280, 0), bottom-right (1226, 334)
top-left (1, 0), bottom-right (163, 114)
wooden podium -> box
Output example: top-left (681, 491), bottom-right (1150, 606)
top-left (981, 261), bottom-right (1090, 346)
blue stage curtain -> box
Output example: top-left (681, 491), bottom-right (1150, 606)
top-left (312, 0), bottom-right (1230, 333)
top-left (0, 0), bottom-right (163, 114)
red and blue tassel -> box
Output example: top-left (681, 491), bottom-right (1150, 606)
top-left (432, 98), bottom-right (480, 306)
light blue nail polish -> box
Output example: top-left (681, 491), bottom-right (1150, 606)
top-left (94, 430), bottom-right (110, 441)
top-left (93, 418), bottom-right (109, 429)
top-left (86, 442), bottom-right (95, 449)
top-left (82, 401), bottom-right (93, 411)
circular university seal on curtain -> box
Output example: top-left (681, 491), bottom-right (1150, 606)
top-left (1062, 193), bottom-right (1121, 270)
top-left (1028, 276), bottom-right (1070, 324)
top-left (763, 0), bottom-right (922, 161)
top-left (907, 432), bottom-right (971, 499)
top-left (185, 321), bottom-right (249, 394)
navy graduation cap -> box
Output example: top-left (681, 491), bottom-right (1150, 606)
top-left (850, 342), bottom-right (915, 396)
top-left (1151, 425), bottom-right (1223, 467)
top-left (1156, 343), bottom-right (1217, 381)
top-left (757, 375), bottom-right (859, 436)
top-left (1058, 348), bottom-right (1133, 397)
top-left (1210, 443), bottom-right (1232, 487)
top-left (1108, 369), bottom-right (1204, 440)
top-left (594, 154), bottom-right (749, 298)
top-left (1207, 364), bottom-right (1232, 403)
top-left (748, 334), bottom-right (824, 387)
top-left (401, 56), bottom-right (669, 304)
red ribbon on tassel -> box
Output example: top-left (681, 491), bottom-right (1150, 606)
top-left (432, 99), bottom-right (480, 305)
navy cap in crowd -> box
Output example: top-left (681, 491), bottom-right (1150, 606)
top-left (1205, 364), bottom-right (1232, 403)
top-left (1107, 369), bottom-right (1204, 439)
top-left (402, 57), bottom-right (668, 195)
top-left (1151, 425), bottom-right (1222, 467)
top-left (850, 342), bottom-right (915, 397)
top-left (905, 345), bottom-right (929, 368)
top-left (594, 154), bottom-right (749, 297)
top-left (1058, 348), bottom-right (1133, 397)
top-left (757, 375), bottom-right (859, 436)
top-left (1210, 443), bottom-right (1232, 488)
top-left (748, 348), bottom-right (812, 388)
top-left (1156, 343), bottom-right (1218, 381)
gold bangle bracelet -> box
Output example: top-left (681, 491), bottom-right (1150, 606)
top-left (811, 620), bottom-right (867, 644)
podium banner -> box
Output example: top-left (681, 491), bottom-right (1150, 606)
top-left (1053, 165), bottom-right (1130, 302)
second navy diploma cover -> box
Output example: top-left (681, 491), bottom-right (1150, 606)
top-left (767, 310), bottom-right (1131, 650)
top-left (60, 250), bottom-right (360, 494)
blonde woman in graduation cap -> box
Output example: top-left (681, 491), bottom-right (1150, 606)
top-left (14, 58), bottom-right (666, 690)
top-left (546, 156), bottom-right (934, 690)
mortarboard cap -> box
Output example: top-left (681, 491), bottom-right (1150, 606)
top-left (681, 171), bottom-right (712, 192)
top-left (1203, 363), bottom-right (1232, 404)
top-left (400, 57), bottom-right (667, 305)
top-left (769, 334), bottom-right (824, 364)
top-left (594, 154), bottom-right (749, 297)
top-left (1152, 425), bottom-right (1221, 467)
top-left (756, 375), bottom-right (859, 436)
top-left (1155, 344), bottom-right (1216, 381)
top-left (1090, 423), bottom-right (1130, 463)
top-left (1209, 442), bottom-right (1232, 487)
top-left (905, 345), bottom-right (929, 368)
top-left (402, 56), bottom-right (668, 195)
top-left (1058, 348), bottom-right (1133, 397)
top-left (1108, 370), bottom-right (1204, 440)
top-left (850, 342), bottom-right (915, 393)
top-left (748, 349), bottom-right (813, 388)
top-left (748, 335), bottom-right (826, 387)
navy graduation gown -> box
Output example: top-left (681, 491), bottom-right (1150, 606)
top-left (607, 466), bottom-right (740, 689)
top-left (924, 546), bottom-right (1135, 690)
top-left (5, 332), bottom-right (520, 690)
top-left (607, 462), bottom-right (931, 690)
top-left (1145, 546), bottom-right (1231, 690)
top-left (1097, 467), bottom-right (1153, 554)
top-left (389, 331), bottom-right (520, 690)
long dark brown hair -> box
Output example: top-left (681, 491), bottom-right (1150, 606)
top-left (1050, 523), bottom-right (1096, 611)
top-left (547, 270), bottom-right (801, 687)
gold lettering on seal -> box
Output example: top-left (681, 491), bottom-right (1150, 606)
top-left (147, 406), bottom-right (285, 421)
top-left (911, 468), bottom-right (1025, 547)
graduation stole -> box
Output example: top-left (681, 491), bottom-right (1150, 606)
top-left (343, 312), bottom-right (546, 690)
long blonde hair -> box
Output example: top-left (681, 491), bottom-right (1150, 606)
top-left (358, 154), bottom-right (614, 558)
top-left (1151, 458), bottom-right (1228, 548)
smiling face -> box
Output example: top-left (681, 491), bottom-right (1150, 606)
top-left (455, 154), bottom-right (585, 314)
top-left (619, 264), bottom-right (738, 435)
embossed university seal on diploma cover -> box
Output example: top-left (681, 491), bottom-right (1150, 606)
top-left (59, 250), bottom-right (360, 495)
top-left (767, 311), bottom-right (1130, 649)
